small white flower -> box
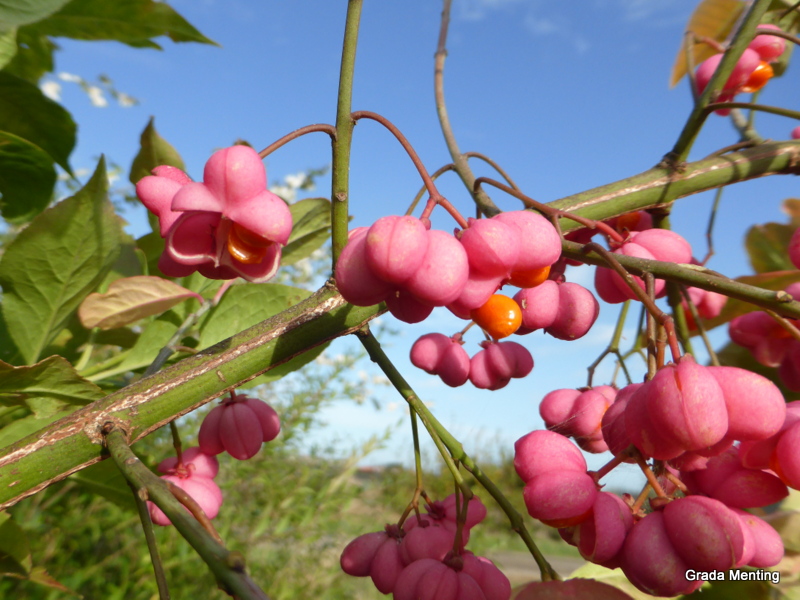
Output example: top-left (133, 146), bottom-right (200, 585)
top-left (116, 92), bottom-right (136, 107)
top-left (87, 86), bottom-right (108, 107)
top-left (40, 81), bottom-right (62, 101)
top-left (58, 72), bottom-right (82, 83)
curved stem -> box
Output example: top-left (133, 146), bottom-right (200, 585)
top-left (257, 124), bottom-right (337, 159)
top-left (406, 163), bottom-right (456, 216)
top-left (351, 111), bottom-right (444, 203)
top-left (434, 0), bottom-right (500, 217)
top-left (464, 152), bottom-right (521, 190)
top-left (474, 177), bottom-right (624, 242)
top-left (706, 102), bottom-right (800, 121)
top-left (331, 0), bottom-right (364, 268)
top-left (357, 329), bottom-right (560, 581)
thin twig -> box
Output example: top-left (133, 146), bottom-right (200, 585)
top-left (464, 152), bottom-right (521, 190)
top-left (127, 481), bottom-right (171, 600)
top-left (257, 124), bottom-right (337, 159)
top-left (434, 0), bottom-right (500, 216)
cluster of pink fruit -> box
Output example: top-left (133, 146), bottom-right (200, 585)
top-left (516, 356), bottom-right (791, 596)
top-left (565, 211), bottom-right (727, 323)
top-left (729, 281), bottom-right (800, 391)
top-left (335, 210), bottom-right (561, 324)
top-left (410, 335), bottom-right (532, 390)
top-left (340, 494), bottom-right (512, 599)
top-left (147, 393), bottom-right (280, 526)
top-left (695, 25), bottom-right (787, 116)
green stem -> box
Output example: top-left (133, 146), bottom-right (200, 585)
top-left (410, 411), bottom-right (424, 492)
top-left (0, 285), bottom-right (384, 510)
top-left (127, 480), bottom-right (171, 600)
top-left (549, 141), bottom-right (800, 231)
top-left (357, 329), bottom-right (560, 581)
top-left (331, 0), bottom-right (363, 268)
top-left (105, 429), bottom-right (269, 600)
top-left (670, 0), bottom-right (773, 162)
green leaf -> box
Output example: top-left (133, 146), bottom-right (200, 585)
top-left (282, 197), bottom-right (331, 266)
top-left (678, 576), bottom-right (774, 600)
top-left (0, 157), bottom-right (123, 364)
top-left (746, 222), bottom-right (796, 273)
top-left (4, 29), bottom-right (56, 82)
top-left (0, 26), bottom-right (16, 69)
top-left (669, 0), bottom-right (744, 87)
top-left (0, 511), bottom-right (31, 576)
top-left (78, 275), bottom-right (202, 330)
top-left (198, 283), bottom-right (328, 384)
top-left (27, 567), bottom-right (81, 597)
top-left (87, 311), bottom-right (181, 381)
top-left (0, 312), bottom-right (20, 364)
top-left (699, 271), bottom-right (800, 331)
top-left (69, 459), bottom-right (136, 512)
top-left (0, 0), bottom-right (71, 27)
top-left (33, 0), bottom-right (217, 48)
top-left (0, 71), bottom-right (75, 172)
top-left (198, 284), bottom-right (312, 349)
top-left (0, 131), bottom-right (56, 224)
top-left (129, 117), bottom-right (185, 184)
top-left (0, 356), bottom-right (104, 411)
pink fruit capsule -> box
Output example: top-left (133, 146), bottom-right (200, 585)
top-left (628, 229), bottom-right (693, 265)
top-left (732, 509), bottom-right (784, 568)
top-left (522, 470), bottom-right (597, 528)
top-left (540, 388), bottom-right (582, 435)
top-left (385, 288), bottom-right (434, 324)
top-left (364, 215), bottom-right (429, 285)
top-left (335, 228), bottom-right (393, 306)
top-left (545, 282), bottom-right (599, 341)
top-left (405, 229), bottom-right (469, 306)
top-left (458, 217), bottom-right (520, 278)
top-left (575, 491), bottom-right (633, 567)
top-left (514, 280), bottom-right (560, 331)
top-left (663, 496), bottom-right (746, 571)
top-left (749, 25), bottom-right (787, 62)
top-left (708, 366), bottom-right (785, 441)
top-left (644, 355), bottom-right (728, 453)
top-left (493, 210), bottom-right (561, 272)
top-left (410, 333), bottom-right (451, 374)
top-left (513, 429), bottom-right (586, 483)
top-left (621, 512), bottom-right (701, 597)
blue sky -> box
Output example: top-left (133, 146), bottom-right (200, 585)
top-left (44, 1), bottom-right (799, 488)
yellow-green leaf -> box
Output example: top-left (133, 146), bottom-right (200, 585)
top-left (670, 0), bottom-right (745, 87)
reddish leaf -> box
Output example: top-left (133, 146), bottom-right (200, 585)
top-left (78, 275), bottom-right (202, 330)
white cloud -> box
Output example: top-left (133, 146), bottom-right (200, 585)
top-left (457, 0), bottom-right (528, 21)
